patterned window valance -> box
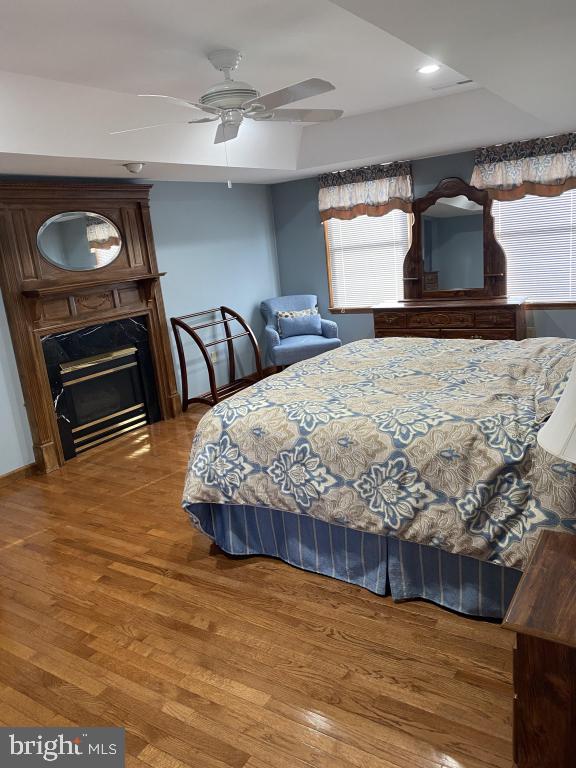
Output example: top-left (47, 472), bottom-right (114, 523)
top-left (318, 161), bottom-right (413, 221)
top-left (471, 133), bottom-right (576, 200)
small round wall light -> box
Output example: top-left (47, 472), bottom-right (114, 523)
top-left (123, 162), bottom-right (145, 175)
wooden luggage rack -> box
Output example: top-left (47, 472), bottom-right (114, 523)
top-left (171, 306), bottom-right (263, 410)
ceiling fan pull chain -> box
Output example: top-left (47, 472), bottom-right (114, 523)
top-left (224, 135), bottom-right (232, 189)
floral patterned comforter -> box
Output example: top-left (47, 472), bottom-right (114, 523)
top-left (183, 337), bottom-right (576, 569)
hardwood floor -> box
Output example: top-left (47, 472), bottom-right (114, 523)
top-left (0, 410), bottom-right (514, 768)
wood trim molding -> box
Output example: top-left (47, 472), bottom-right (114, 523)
top-left (0, 182), bottom-right (152, 202)
top-left (0, 182), bottom-right (180, 473)
top-left (329, 306), bottom-right (373, 314)
top-left (323, 221), bottom-right (336, 310)
top-left (524, 301), bottom-right (576, 310)
top-left (21, 272), bottom-right (166, 298)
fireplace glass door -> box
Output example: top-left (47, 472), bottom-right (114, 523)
top-left (59, 347), bottom-right (149, 457)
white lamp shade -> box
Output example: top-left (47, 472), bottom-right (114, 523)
top-left (538, 362), bottom-right (576, 462)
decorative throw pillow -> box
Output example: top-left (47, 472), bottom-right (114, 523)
top-left (276, 307), bottom-right (318, 324)
top-left (278, 312), bottom-right (322, 338)
top-left (276, 306), bottom-right (318, 334)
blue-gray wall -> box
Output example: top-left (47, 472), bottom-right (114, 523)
top-left (150, 182), bottom-right (279, 396)
top-left (271, 151), bottom-right (576, 341)
top-left (0, 180), bottom-right (279, 475)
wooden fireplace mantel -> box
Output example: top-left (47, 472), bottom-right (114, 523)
top-left (0, 181), bottom-right (180, 473)
top-left (21, 271), bottom-right (166, 299)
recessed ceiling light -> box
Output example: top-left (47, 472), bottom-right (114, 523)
top-left (418, 64), bottom-right (440, 75)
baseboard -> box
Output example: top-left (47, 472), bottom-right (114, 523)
top-left (0, 462), bottom-right (38, 488)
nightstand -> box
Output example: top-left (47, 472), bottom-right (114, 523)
top-left (502, 530), bottom-right (576, 768)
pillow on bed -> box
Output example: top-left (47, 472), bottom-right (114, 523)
top-left (278, 312), bottom-right (322, 338)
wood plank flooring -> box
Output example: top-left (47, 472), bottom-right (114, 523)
top-left (0, 410), bottom-right (514, 768)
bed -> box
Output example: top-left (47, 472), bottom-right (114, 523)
top-left (182, 336), bottom-right (576, 618)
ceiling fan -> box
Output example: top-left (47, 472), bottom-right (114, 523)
top-left (111, 49), bottom-right (343, 143)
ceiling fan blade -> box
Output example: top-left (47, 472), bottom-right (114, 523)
top-left (109, 121), bottom-right (189, 135)
top-left (109, 116), bottom-right (218, 134)
top-left (138, 94), bottom-right (221, 115)
top-left (242, 78), bottom-right (335, 111)
top-left (187, 116), bottom-right (220, 123)
top-left (214, 122), bottom-right (240, 144)
top-left (252, 108), bottom-right (344, 123)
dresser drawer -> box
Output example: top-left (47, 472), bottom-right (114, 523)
top-left (376, 330), bottom-right (439, 338)
top-left (474, 309), bottom-right (517, 328)
top-left (374, 311), bottom-right (407, 329)
top-left (442, 329), bottom-right (517, 340)
top-left (407, 311), bottom-right (474, 329)
top-left (373, 304), bottom-right (525, 341)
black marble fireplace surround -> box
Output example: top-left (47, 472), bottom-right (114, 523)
top-left (42, 317), bottom-right (161, 460)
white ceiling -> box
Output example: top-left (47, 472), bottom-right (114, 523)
top-left (0, 0), bottom-right (574, 183)
top-left (332, 0), bottom-right (576, 126)
top-left (0, 0), bottom-right (472, 116)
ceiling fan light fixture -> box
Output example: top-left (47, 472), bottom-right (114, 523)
top-left (199, 81), bottom-right (260, 109)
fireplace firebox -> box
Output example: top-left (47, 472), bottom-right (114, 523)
top-left (59, 347), bottom-right (148, 456)
top-left (43, 316), bottom-right (161, 460)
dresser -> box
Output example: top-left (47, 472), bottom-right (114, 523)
top-left (373, 298), bottom-right (526, 340)
top-left (503, 531), bottom-right (576, 768)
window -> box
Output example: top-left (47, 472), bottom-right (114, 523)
top-left (324, 210), bottom-right (411, 309)
top-left (493, 189), bottom-right (576, 302)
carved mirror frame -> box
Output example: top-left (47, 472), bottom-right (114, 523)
top-left (403, 177), bottom-right (507, 300)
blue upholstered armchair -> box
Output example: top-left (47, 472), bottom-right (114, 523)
top-left (260, 294), bottom-right (341, 367)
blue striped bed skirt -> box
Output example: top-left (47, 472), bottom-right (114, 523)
top-left (184, 502), bottom-right (522, 619)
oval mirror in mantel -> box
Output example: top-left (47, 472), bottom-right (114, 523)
top-left (37, 211), bottom-right (122, 271)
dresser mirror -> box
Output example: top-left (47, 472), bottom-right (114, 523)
top-left (37, 211), bottom-right (122, 271)
top-left (422, 195), bottom-right (484, 292)
top-left (403, 177), bottom-right (506, 300)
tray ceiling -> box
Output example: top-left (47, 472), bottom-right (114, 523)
top-left (0, 0), bottom-right (573, 182)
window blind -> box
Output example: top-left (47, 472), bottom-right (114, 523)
top-left (325, 211), bottom-right (410, 308)
top-left (493, 190), bottom-right (576, 301)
